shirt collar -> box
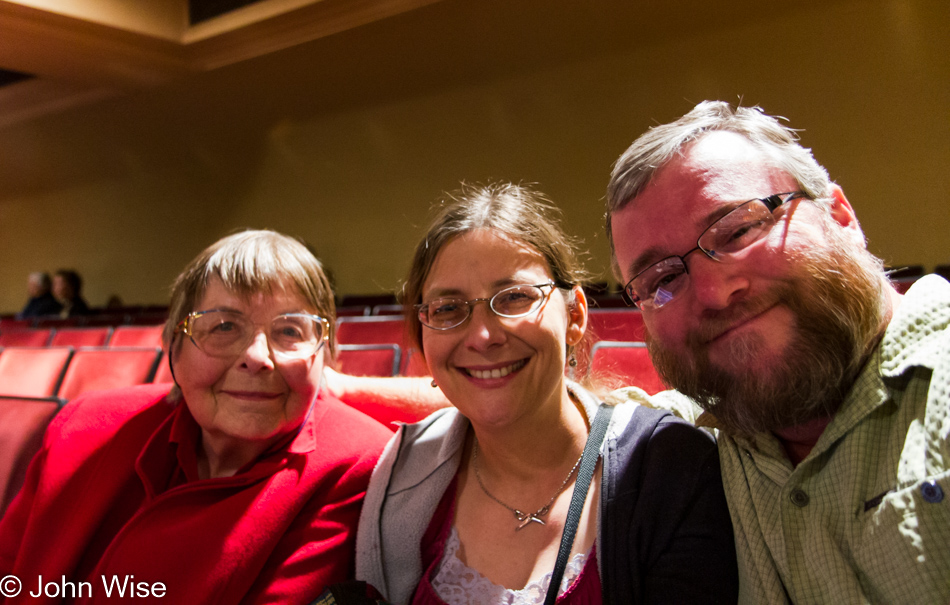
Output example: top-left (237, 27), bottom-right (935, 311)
top-left (879, 274), bottom-right (950, 378)
top-left (137, 390), bottom-right (327, 494)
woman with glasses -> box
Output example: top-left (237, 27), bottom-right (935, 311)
top-left (0, 230), bottom-right (392, 603)
top-left (354, 184), bottom-right (737, 604)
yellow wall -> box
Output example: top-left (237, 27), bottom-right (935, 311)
top-left (0, 0), bottom-right (947, 312)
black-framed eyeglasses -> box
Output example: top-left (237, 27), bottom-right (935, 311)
top-left (416, 283), bottom-right (561, 330)
top-left (175, 309), bottom-right (330, 359)
top-left (623, 191), bottom-right (809, 310)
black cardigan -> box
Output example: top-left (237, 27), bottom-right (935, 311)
top-left (600, 405), bottom-right (738, 603)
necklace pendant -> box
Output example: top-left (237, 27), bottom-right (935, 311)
top-left (515, 513), bottom-right (546, 530)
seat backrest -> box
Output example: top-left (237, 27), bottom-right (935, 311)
top-left (110, 325), bottom-right (164, 348)
top-left (336, 306), bottom-right (370, 317)
top-left (371, 304), bottom-right (404, 316)
top-left (0, 347), bottom-right (73, 397)
top-left (57, 347), bottom-right (162, 401)
top-left (400, 347), bottom-right (430, 377)
top-left (586, 309), bottom-right (646, 343)
top-left (567, 309), bottom-right (646, 379)
top-left (589, 341), bottom-right (666, 395)
top-left (34, 317), bottom-right (81, 329)
top-left (0, 396), bottom-right (64, 516)
top-left (152, 353), bottom-right (175, 384)
top-left (50, 326), bottom-right (113, 348)
top-left (0, 318), bottom-right (34, 331)
top-left (0, 328), bottom-right (54, 347)
top-left (335, 316), bottom-right (407, 346)
top-left (337, 344), bottom-right (402, 377)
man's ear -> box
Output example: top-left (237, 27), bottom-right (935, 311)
top-left (828, 185), bottom-right (866, 245)
top-left (566, 285), bottom-right (588, 347)
top-left (828, 185), bottom-right (858, 228)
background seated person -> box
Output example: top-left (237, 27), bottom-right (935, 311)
top-left (354, 184), bottom-right (738, 604)
top-left (52, 269), bottom-right (91, 318)
top-left (17, 271), bottom-right (62, 319)
top-left (0, 229), bottom-right (392, 603)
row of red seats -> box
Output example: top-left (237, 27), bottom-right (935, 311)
top-left (334, 309), bottom-right (645, 348)
top-left (0, 346), bottom-right (170, 401)
top-left (0, 310), bottom-right (658, 386)
top-left (0, 324), bottom-right (164, 349)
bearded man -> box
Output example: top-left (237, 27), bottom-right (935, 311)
top-left (606, 101), bottom-right (950, 604)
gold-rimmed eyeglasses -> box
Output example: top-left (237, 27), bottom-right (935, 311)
top-left (175, 309), bottom-right (330, 359)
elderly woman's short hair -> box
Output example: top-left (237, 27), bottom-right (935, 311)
top-left (163, 230), bottom-right (337, 359)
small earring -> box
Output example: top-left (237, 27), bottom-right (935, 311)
top-left (431, 379), bottom-right (438, 388)
top-left (569, 354), bottom-right (577, 368)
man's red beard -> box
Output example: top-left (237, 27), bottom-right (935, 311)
top-left (647, 224), bottom-right (888, 437)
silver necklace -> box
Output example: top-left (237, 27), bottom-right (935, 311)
top-left (472, 438), bottom-right (583, 531)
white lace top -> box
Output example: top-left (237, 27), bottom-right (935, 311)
top-left (430, 526), bottom-right (591, 605)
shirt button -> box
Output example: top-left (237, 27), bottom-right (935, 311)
top-left (789, 488), bottom-right (810, 508)
top-left (920, 481), bottom-right (944, 504)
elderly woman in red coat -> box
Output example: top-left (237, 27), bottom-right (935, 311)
top-left (0, 230), bottom-right (391, 604)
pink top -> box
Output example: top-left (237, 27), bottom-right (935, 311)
top-left (411, 478), bottom-right (602, 604)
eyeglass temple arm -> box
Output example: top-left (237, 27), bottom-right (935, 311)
top-left (761, 194), bottom-right (784, 212)
top-left (762, 191), bottom-right (807, 212)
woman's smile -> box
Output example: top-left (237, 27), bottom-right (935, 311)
top-left (459, 358), bottom-right (529, 381)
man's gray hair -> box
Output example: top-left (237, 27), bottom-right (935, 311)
top-left (605, 101), bottom-right (835, 266)
top-left (29, 272), bottom-right (51, 289)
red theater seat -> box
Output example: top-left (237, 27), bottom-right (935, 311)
top-left (401, 348), bottom-right (429, 377)
top-left (0, 396), bottom-right (64, 516)
top-left (152, 353), bottom-right (175, 384)
top-left (50, 326), bottom-right (113, 348)
top-left (372, 304), bottom-right (404, 316)
top-left (336, 306), bottom-right (371, 317)
top-left (0, 318), bottom-right (34, 331)
top-left (337, 344), bottom-right (402, 377)
top-left (34, 317), bottom-right (80, 329)
top-left (57, 347), bottom-right (162, 401)
top-left (586, 309), bottom-right (646, 342)
top-left (589, 341), bottom-right (666, 395)
top-left (0, 347), bottom-right (73, 398)
top-left (110, 325), bottom-right (164, 348)
top-left (0, 328), bottom-right (54, 347)
top-left (336, 316), bottom-right (406, 346)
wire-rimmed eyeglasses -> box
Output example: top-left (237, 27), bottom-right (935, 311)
top-left (416, 283), bottom-right (562, 330)
top-left (623, 191), bottom-right (809, 310)
top-left (175, 309), bottom-right (330, 359)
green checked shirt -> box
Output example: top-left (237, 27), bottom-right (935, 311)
top-left (608, 275), bottom-right (950, 604)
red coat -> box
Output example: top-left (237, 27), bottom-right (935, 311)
top-left (0, 383), bottom-right (391, 604)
